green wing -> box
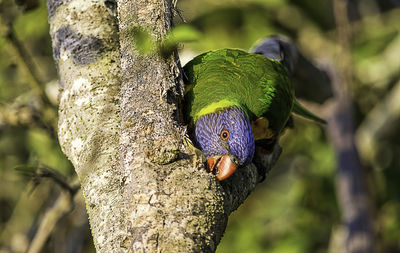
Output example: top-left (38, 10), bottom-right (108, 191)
top-left (183, 49), bottom-right (295, 136)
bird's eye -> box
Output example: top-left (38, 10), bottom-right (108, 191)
top-left (220, 130), bottom-right (229, 140)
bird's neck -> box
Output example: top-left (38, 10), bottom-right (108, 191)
top-left (194, 100), bottom-right (249, 122)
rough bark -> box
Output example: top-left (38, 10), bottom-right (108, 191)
top-left (47, 0), bottom-right (124, 251)
top-left (48, 0), bottom-right (281, 252)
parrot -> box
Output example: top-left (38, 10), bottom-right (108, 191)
top-left (182, 39), bottom-right (325, 181)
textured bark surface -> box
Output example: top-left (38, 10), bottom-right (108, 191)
top-left (116, 1), bottom-right (282, 252)
top-left (49, 0), bottom-right (282, 252)
top-left (47, 0), bottom-right (124, 251)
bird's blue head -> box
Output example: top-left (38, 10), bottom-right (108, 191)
top-left (194, 106), bottom-right (255, 180)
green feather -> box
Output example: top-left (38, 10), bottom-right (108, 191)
top-left (292, 100), bottom-right (326, 124)
top-left (183, 49), bottom-right (324, 138)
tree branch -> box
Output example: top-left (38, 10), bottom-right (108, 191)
top-left (356, 79), bottom-right (400, 165)
top-left (27, 190), bottom-right (75, 253)
top-left (0, 21), bottom-right (52, 107)
top-left (329, 1), bottom-right (375, 252)
top-left (116, 1), bottom-right (285, 251)
top-left (49, 0), bottom-right (283, 252)
top-left (47, 0), bottom-right (123, 252)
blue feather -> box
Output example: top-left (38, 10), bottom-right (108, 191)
top-left (194, 106), bottom-right (255, 166)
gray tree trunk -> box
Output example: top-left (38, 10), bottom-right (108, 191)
top-left (48, 0), bottom-right (280, 252)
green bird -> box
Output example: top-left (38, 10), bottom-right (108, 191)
top-left (183, 40), bottom-right (325, 181)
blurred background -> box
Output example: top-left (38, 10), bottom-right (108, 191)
top-left (0, 0), bottom-right (400, 252)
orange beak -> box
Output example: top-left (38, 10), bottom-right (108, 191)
top-left (207, 155), bottom-right (238, 181)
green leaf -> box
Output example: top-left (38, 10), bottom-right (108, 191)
top-left (160, 25), bottom-right (202, 58)
top-left (130, 26), bottom-right (156, 55)
top-left (166, 24), bottom-right (202, 44)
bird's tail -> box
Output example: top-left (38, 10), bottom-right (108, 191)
top-left (293, 100), bottom-right (326, 124)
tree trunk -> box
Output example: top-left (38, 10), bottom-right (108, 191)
top-left (48, 0), bottom-right (281, 252)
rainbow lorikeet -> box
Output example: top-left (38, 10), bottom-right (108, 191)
top-left (183, 43), bottom-right (325, 181)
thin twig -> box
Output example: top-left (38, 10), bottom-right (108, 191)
top-left (37, 165), bottom-right (80, 195)
top-left (356, 79), bottom-right (400, 165)
top-left (26, 190), bottom-right (77, 253)
top-left (0, 99), bottom-right (56, 135)
top-left (15, 163), bottom-right (79, 196)
top-left (0, 21), bottom-right (52, 107)
top-left (25, 173), bottom-right (80, 253)
top-left (0, 19), bottom-right (58, 138)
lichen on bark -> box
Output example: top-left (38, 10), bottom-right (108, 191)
top-left (48, 0), bottom-right (125, 251)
